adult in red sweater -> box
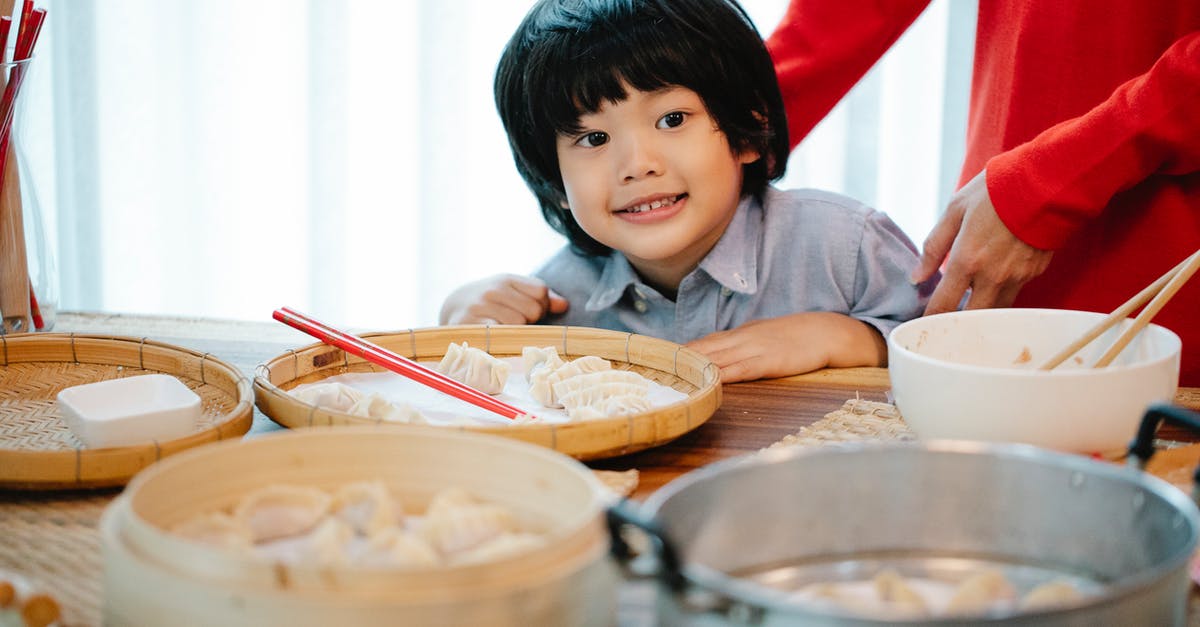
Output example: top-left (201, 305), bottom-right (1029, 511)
top-left (767, 0), bottom-right (1200, 385)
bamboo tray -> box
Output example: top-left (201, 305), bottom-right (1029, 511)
top-left (254, 325), bottom-right (721, 460)
top-left (0, 333), bottom-right (254, 490)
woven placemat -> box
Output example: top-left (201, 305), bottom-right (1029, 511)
top-left (766, 397), bottom-right (914, 450)
top-left (0, 489), bottom-right (116, 626)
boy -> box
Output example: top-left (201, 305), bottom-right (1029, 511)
top-left (441, 0), bottom-right (932, 382)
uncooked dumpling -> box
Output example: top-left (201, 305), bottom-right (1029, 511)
top-left (1018, 580), bottom-right (1082, 611)
top-left (872, 569), bottom-right (928, 616)
top-left (290, 381), bottom-right (364, 413)
top-left (945, 569), bottom-right (1015, 615)
top-left (347, 393), bottom-right (429, 424)
top-left (528, 355), bottom-right (613, 407)
top-left (437, 342), bottom-right (510, 395)
top-left (234, 484), bottom-right (332, 543)
top-left (522, 345), bottom-right (563, 373)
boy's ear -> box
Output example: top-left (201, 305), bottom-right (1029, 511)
top-left (737, 146), bottom-right (761, 165)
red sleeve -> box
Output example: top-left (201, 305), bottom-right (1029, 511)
top-left (987, 31), bottom-right (1200, 250)
top-left (766, 0), bottom-right (931, 149)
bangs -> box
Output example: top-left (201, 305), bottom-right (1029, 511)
top-left (534, 6), bottom-right (716, 136)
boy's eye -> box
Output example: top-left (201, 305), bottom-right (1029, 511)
top-left (575, 131), bottom-right (609, 148)
top-left (657, 111), bottom-right (686, 129)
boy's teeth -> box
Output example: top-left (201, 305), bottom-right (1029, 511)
top-left (628, 196), bottom-right (676, 213)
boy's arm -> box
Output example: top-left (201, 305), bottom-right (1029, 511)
top-left (439, 274), bottom-right (569, 325)
top-left (686, 312), bottom-right (886, 383)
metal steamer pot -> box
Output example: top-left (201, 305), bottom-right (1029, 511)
top-left (609, 404), bottom-right (1200, 626)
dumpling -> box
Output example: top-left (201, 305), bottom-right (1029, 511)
top-left (347, 393), bottom-right (429, 424)
top-left (450, 532), bottom-right (544, 565)
top-left (944, 569), bottom-right (1016, 616)
top-left (1018, 580), bottom-right (1082, 611)
top-left (565, 394), bottom-right (652, 421)
top-left (289, 381), bottom-right (363, 413)
top-left (420, 488), bottom-right (517, 556)
top-left (873, 569), bottom-right (928, 616)
top-left (521, 345), bottom-right (563, 374)
top-left (331, 480), bottom-right (398, 537)
top-left (437, 342), bottom-right (510, 395)
top-left (528, 355), bottom-right (612, 407)
top-left (359, 527), bottom-right (441, 568)
top-left (554, 371), bottom-right (650, 414)
top-left (171, 512), bottom-right (253, 550)
top-left (297, 518), bottom-right (353, 567)
top-left (234, 484), bottom-right (332, 543)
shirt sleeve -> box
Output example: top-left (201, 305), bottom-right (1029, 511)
top-left (766, 0), bottom-right (931, 149)
top-left (987, 31), bottom-right (1200, 250)
top-left (849, 209), bottom-right (930, 338)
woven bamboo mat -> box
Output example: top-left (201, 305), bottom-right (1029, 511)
top-left (0, 489), bottom-right (116, 626)
top-left (765, 397), bottom-right (914, 450)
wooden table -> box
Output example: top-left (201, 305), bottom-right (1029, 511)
top-left (6, 311), bottom-right (1200, 625)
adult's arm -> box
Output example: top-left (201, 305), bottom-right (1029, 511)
top-left (987, 32), bottom-right (1200, 249)
top-left (766, 0), bottom-right (931, 149)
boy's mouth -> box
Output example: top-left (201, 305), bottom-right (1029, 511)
top-left (615, 193), bottom-right (687, 215)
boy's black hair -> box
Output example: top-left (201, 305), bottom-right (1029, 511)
top-left (495, 0), bottom-right (790, 257)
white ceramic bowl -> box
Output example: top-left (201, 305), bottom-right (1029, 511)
top-left (887, 309), bottom-right (1181, 454)
top-left (57, 373), bottom-right (201, 448)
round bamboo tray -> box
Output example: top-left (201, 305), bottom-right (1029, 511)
top-left (0, 333), bottom-right (254, 490)
top-left (254, 325), bottom-right (721, 460)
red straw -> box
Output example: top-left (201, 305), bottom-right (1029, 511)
top-left (273, 307), bottom-right (528, 421)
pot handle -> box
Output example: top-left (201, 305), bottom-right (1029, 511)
top-left (605, 499), bottom-right (686, 592)
top-left (606, 501), bottom-right (767, 622)
top-left (1126, 403), bottom-right (1200, 495)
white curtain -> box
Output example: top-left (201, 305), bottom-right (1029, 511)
top-left (30, 0), bottom-right (972, 330)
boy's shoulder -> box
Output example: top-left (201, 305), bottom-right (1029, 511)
top-left (533, 246), bottom-right (607, 290)
top-left (763, 186), bottom-right (876, 220)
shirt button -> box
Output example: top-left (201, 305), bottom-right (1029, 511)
top-left (720, 287), bottom-right (732, 298)
top-left (634, 300), bottom-right (648, 313)
top-left (733, 272), bottom-right (748, 288)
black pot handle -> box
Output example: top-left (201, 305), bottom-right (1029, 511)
top-left (1127, 403), bottom-right (1200, 486)
top-left (605, 499), bottom-right (686, 593)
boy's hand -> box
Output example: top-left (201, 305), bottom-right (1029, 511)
top-left (439, 274), bottom-right (569, 325)
top-left (685, 313), bottom-right (886, 383)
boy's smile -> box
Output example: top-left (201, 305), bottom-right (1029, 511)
top-left (555, 84), bottom-right (758, 294)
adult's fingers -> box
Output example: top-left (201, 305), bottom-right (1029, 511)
top-left (911, 203), bottom-right (964, 284)
top-left (923, 266), bottom-right (971, 316)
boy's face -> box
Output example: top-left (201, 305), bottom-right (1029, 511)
top-left (555, 84), bottom-right (757, 285)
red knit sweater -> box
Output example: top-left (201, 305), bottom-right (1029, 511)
top-left (768, 0), bottom-right (1200, 386)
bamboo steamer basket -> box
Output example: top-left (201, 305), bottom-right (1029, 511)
top-left (254, 324), bottom-right (722, 460)
top-left (0, 333), bottom-right (253, 489)
top-left (100, 427), bottom-right (616, 626)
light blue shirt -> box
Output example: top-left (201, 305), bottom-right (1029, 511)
top-left (534, 186), bottom-right (931, 344)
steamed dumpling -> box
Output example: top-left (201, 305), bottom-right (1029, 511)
top-left (1018, 580), bottom-right (1082, 611)
top-left (289, 381), bottom-right (364, 413)
top-left (450, 532), bottom-right (544, 565)
top-left (945, 569), bottom-right (1016, 615)
top-left (359, 527), bottom-right (441, 568)
top-left (171, 512), bottom-right (253, 550)
top-left (331, 480), bottom-right (398, 537)
top-left (437, 342), bottom-right (510, 395)
top-left (234, 484), bottom-right (332, 542)
top-left (420, 488), bottom-right (517, 555)
top-left (297, 518), bottom-right (353, 567)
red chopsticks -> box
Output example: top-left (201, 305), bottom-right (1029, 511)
top-left (272, 307), bottom-right (528, 421)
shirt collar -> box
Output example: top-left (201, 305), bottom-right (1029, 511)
top-left (583, 194), bottom-right (763, 311)
top-left (698, 194), bottom-right (760, 294)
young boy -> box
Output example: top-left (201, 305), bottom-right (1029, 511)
top-left (440, 0), bottom-right (932, 382)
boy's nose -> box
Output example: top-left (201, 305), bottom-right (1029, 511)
top-left (619, 135), bottom-right (663, 182)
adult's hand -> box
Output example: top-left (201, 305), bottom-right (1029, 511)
top-left (910, 170), bottom-right (1054, 315)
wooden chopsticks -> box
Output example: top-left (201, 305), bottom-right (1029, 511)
top-left (273, 307), bottom-right (528, 421)
top-left (1039, 248), bottom-right (1200, 370)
